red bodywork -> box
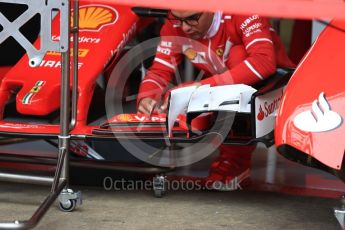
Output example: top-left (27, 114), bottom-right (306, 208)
top-left (0, 0), bottom-right (344, 200)
top-left (275, 20), bottom-right (345, 171)
top-left (0, 1), bottom-right (145, 136)
top-left (0, 0), bottom-right (343, 176)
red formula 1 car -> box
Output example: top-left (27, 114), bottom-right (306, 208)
top-left (0, 1), bottom-right (292, 225)
top-left (0, 0), bottom-right (289, 175)
top-left (274, 19), bottom-right (345, 228)
top-left (0, 0), bottom-right (345, 229)
top-left (275, 19), bottom-right (345, 180)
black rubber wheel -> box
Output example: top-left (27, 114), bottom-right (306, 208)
top-left (59, 199), bottom-right (77, 212)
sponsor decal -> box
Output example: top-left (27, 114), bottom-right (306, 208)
top-left (74, 5), bottom-right (119, 32)
top-left (240, 15), bottom-right (260, 31)
top-left (52, 35), bottom-right (101, 44)
top-left (244, 29), bottom-right (262, 38)
top-left (115, 114), bottom-right (132, 122)
top-left (255, 88), bottom-right (284, 138)
top-left (47, 48), bottom-right (89, 58)
top-left (257, 90), bottom-right (283, 121)
top-left (157, 46), bottom-right (171, 55)
top-left (22, 81), bottom-right (46, 105)
top-left (161, 41), bottom-right (172, 48)
top-left (257, 106), bottom-right (265, 121)
top-left (114, 114), bottom-right (166, 122)
top-left (243, 23), bottom-right (262, 37)
top-left (2, 123), bottom-right (40, 128)
top-left (182, 46), bottom-right (207, 64)
top-left (110, 22), bottom-right (137, 63)
top-left (184, 48), bottom-right (198, 61)
top-left (39, 60), bottom-right (84, 69)
top-left (293, 92), bottom-right (342, 132)
top-left (70, 142), bottom-right (89, 157)
top-left (134, 115), bottom-right (166, 122)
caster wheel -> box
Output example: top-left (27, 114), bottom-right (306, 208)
top-left (59, 199), bottom-right (77, 212)
top-left (154, 189), bottom-right (164, 198)
top-left (153, 175), bottom-right (166, 198)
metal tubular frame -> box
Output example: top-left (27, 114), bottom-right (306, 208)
top-left (0, 0), bottom-right (80, 229)
top-left (0, 0), bottom-right (69, 67)
top-left (0, 180), bottom-right (67, 230)
top-left (70, 0), bottom-right (79, 130)
top-left (0, 172), bottom-right (54, 185)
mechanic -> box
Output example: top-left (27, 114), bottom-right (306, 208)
top-left (137, 10), bottom-right (295, 190)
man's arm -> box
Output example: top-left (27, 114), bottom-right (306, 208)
top-left (137, 22), bottom-right (183, 112)
top-left (201, 15), bottom-right (279, 86)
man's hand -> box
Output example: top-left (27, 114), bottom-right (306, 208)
top-left (160, 82), bottom-right (202, 112)
top-left (138, 98), bottom-right (159, 115)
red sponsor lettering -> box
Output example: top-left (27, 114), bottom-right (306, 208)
top-left (257, 92), bottom-right (283, 121)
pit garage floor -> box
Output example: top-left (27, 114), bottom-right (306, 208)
top-left (0, 181), bottom-right (340, 230)
top-left (0, 142), bottom-right (343, 229)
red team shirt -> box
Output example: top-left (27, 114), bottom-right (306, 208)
top-left (137, 13), bottom-right (295, 103)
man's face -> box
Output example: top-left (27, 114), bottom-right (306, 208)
top-left (169, 10), bottom-right (214, 40)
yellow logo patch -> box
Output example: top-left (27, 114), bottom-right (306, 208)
top-left (74, 6), bottom-right (118, 31)
top-left (184, 48), bottom-right (198, 61)
top-left (30, 86), bottom-right (41, 93)
top-left (216, 48), bottom-right (224, 56)
top-left (47, 49), bottom-right (89, 57)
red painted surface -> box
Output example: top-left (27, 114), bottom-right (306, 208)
top-left (0, 66), bottom-right (11, 80)
top-left (0, 0), bottom-right (145, 135)
top-left (103, 0), bottom-right (345, 20)
top-left (0, 0), bottom-right (344, 200)
top-left (275, 20), bottom-right (345, 170)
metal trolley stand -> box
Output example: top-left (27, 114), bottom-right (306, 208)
top-left (0, 0), bottom-right (82, 228)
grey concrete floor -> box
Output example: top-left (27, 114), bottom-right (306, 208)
top-left (0, 182), bottom-right (340, 230)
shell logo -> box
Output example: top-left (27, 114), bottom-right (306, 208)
top-left (75, 5), bottom-right (119, 32)
top-left (184, 48), bottom-right (197, 61)
top-left (115, 114), bottom-right (132, 122)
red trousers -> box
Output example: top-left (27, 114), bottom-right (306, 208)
top-left (210, 144), bottom-right (255, 173)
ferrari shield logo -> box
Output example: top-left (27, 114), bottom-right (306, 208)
top-left (23, 81), bottom-right (46, 105)
top-left (216, 48), bottom-right (224, 56)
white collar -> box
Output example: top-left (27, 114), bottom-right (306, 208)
top-left (204, 11), bottom-right (222, 39)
